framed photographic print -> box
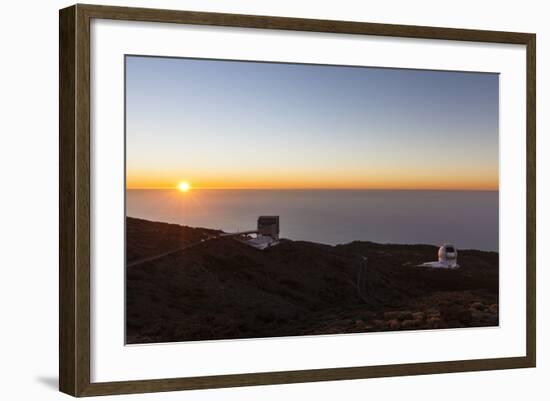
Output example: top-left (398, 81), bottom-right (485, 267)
top-left (59, 4), bottom-right (536, 397)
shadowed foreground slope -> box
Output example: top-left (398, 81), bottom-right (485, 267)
top-left (126, 217), bottom-right (498, 344)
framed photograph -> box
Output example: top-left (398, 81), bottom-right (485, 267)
top-left (59, 4), bottom-right (536, 397)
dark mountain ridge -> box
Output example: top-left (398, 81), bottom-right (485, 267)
top-left (126, 217), bottom-right (498, 344)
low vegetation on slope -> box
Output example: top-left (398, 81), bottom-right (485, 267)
top-left (126, 217), bottom-right (498, 344)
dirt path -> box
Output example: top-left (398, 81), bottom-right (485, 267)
top-left (126, 236), bottom-right (218, 267)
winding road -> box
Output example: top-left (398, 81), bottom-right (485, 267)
top-left (126, 236), bottom-right (217, 268)
top-left (126, 229), bottom-right (261, 268)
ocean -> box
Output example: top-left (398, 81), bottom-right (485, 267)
top-left (126, 189), bottom-right (498, 251)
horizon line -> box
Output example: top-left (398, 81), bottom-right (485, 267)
top-left (126, 186), bottom-right (499, 191)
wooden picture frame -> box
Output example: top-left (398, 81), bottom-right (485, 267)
top-left (59, 3), bottom-right (536, 397)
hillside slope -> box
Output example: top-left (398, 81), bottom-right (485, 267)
top-left (126, 217), bottom-right (498, 344)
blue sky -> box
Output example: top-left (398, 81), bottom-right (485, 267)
top-left (125, 55), bottom-right (499, 190)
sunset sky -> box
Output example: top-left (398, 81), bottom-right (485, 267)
top-left (126, 56), bottom-right (499, 190)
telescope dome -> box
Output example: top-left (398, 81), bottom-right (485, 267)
top-left (438, 243), bottom-right (458, 268)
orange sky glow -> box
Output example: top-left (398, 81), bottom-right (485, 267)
top-left (125, 57), bottom-right (499, 193)
top-left (126, 170), bottom-right (498, 191)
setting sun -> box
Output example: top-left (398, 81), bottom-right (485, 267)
top-left (177, 181), bottom-right (191, 192)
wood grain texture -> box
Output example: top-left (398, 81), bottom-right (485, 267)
top-left (78, 3), bottom-right (532, 44)
top-left (59, 5), bottom-right (76, 396)
top-left (59, 3), bottom-right (536, 397)
top-left (75, 4), bottom-right (92, 396)
top-left (59, 4), bottom-right (92, 396)
top-left (79, 356), bottom-right (533, 397)
top-left (525, 35), bottom-right (536, 367)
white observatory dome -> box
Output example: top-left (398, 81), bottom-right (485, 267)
top-left (438, 243), bottom-right (458, 268)
top-left (418, 243), bottom-right (460, 269)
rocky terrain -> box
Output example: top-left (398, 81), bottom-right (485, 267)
top-left (126, 217), bottom-right (498, 344)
